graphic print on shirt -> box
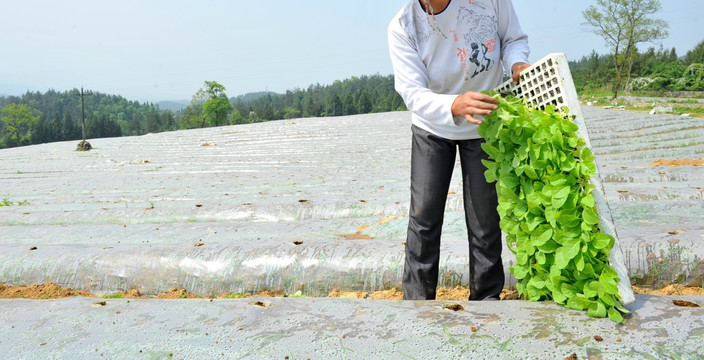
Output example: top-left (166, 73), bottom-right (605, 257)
top-left (405, 14), bottom-right (431, 48)
top-left (455, 5), bottom-right (497, 79)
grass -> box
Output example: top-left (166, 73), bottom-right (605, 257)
top-left (101, 293), bottom-right (125, 299)
top-left (0, 198), bottom-right (30, 207)
top-left (222, 293), bottom-right (249, 299)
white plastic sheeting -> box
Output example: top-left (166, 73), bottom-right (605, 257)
top-left (1, 107), bottom-right (703, 297)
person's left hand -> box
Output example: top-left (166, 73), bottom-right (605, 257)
top-left (512, 62), bottom-right (530, 84)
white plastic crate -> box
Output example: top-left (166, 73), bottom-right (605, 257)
top-left (495, 53), bottom-right (635, 305)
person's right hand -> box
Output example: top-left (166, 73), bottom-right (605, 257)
top-left (451, 91), bottom-right (498, 125)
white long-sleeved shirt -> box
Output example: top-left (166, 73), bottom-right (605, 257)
top-left (388, 0), bottom-right (529, 140)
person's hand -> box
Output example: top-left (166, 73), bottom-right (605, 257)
top-left (512, 62), bottom-right (530, 84)
top-left (451, 91), bottom-right (498, 125)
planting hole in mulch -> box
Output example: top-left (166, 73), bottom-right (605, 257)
top-left (443, 303), bottom-right (464, 312)
top-left (672, 299), bottom-right (700, 308)
top-left (250, 300), bottom-right (272, 308)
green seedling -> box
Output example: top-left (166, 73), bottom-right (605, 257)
top-left (478, 93), bottom-right (629, 322)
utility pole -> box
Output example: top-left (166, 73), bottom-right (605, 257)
top-left (76, 86), bottom-right (92, 150)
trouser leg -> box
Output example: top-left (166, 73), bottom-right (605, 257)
top-left (458, 138), bottom-right (504, 300)
top-left (403, 126), bottom-right (456, 300)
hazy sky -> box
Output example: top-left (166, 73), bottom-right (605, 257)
top-left (1, 0), bottom-right (702, 102)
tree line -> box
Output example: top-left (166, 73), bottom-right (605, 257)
top-left (570, 40), bottom-right (704, 94)
top-left (0, 89), bottom-right (176, 148)
top-left (177, 74), bottom-right (406, 128)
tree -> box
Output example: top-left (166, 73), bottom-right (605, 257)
top-left (582, 0), bottom-right (668, 98)
top-left (145, 110), bottom-right (162, 133)
top-left (356, 90), bottom-right (372, 114)
top-left (180, 89), bottom-right (208, 129)
top-left (1, 103), bottom-right (40, 147)
top-left (202, 80), bottom-right (232, 127)
top-left (684, 40), bottom-right (704, 65)
top-left (61, 111), bottom-right (80, 141)
top-left (326, 94), bottom-right (343, 116)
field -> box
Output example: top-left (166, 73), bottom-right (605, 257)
top-left (1, 104), bottom-right (704, 358)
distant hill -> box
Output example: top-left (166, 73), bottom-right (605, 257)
top-left (156, 100), bottom-right (189, 111)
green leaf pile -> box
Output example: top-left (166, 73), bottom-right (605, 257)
top-left (478, 93), bottom-right (629, 322)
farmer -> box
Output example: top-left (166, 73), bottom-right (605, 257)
top-left (388, 0), bottom-right (530, 300)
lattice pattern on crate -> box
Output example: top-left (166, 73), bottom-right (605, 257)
top-left (495, 55), bottom-right (567, 110)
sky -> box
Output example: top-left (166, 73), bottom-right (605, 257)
top-left (1, 0), bottom-right (702, 103)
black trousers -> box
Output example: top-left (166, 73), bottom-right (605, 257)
top-left (403, 125), bottom-right (503, 300)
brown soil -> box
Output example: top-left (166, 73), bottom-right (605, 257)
top-left (340, 224), bottom-right (374, 240)
top-left (632, 284), bottom-right (704, 296)
top-left (249, 290), bottom-right (277, 298)
top-left (155, 288), bottom-right (199, 299)
top-left (118, 289), bottom-right (143, 299)
top-left (327, 288), bottom-right (369, 299)
top-left (649, 158), bottom-right (704, 168)
top-left (436, 286), bottom-right (470, 300)
top-left (0, 282), bottom-right (94, 299)
top-left (2, 282), bottom-right (702, 300)
top-left (369, 288), bottom-right (404, 300)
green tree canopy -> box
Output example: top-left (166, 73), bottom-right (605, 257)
top-left (179, 88), bottom-right (208, 129)
top-left (202, 80), bottom-right (232, 127)
top-left (582, 0), bottom-right (669, 98)
top-left (684, 40), bottom-right (704, 65)
top-left (1, 103), bottom-right (40, 147)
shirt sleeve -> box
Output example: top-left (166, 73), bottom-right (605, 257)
top-left (387, 17), bottom-right (461, 128)
top-left (497, 0), bottom-right (530, 75)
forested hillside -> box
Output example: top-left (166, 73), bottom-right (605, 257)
top-left (2, 40), bottom-right (703, 149)
top-left (228, 74), bottom-right (406, 124)
top-left (0, 89), bottom-right (175, 148)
